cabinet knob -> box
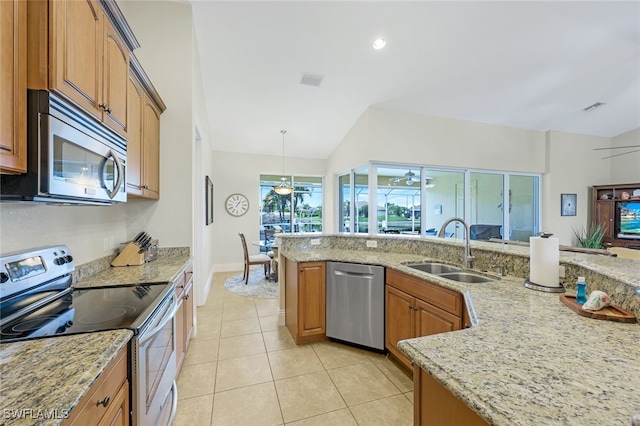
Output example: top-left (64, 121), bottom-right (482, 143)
top-left (184, 294), bottom-right (190, 300)
top-left (96, 396), bottom-right (111, 407)
top-left (142, 185), bottom-right (149, 189)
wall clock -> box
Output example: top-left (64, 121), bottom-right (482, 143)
top-left (225, 193), bottom-right (249, 217)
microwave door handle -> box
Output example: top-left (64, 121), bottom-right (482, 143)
top-left (106, 149), bottom-right (124, 199)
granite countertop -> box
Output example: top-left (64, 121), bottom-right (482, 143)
top-left (280, 246), bottom-right (640, 426)
top-left (0, 330), bottom-right (132, 426)
top-left (74, 248), bottom-right (192, 288)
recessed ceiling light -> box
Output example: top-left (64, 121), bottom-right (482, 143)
top-left (373, 38), bottom-right (386, 50)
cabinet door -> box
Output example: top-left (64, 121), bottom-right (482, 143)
top-left (175, 298), bottom-right (185, 370)
top-left (594, 201), bottom-right (615, 240)
top-left (102, 18), bottom-right (129, 137)
top-left (0, 0), bottom-right (27, 173)
top-left (126, 75), bottom-right (144, 195)
top-left (142, 98), bottom-right (161, 199)
top-left (298, 262), bottom-right (326, 338)
top-left (414, 367), bottom-right (488, 426)
top-left (184, 280), bottom-right (194, 346)
top-left (415, 298), bottom-right (461, 337)
top-left (52, 0), bottom-right (103, 119)
top-left (385, 285), bottom-right (416, 369)
top-left (97, 380), bottom-right (129, 426)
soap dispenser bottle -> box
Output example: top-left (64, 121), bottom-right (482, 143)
top-left (576, 276), bottom-right (587, 305)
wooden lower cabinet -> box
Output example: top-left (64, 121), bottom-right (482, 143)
top-left (414, 366), bottom-right (488, 426)
top-left (386, 269), bottom-right (463, 369)
top-left (175, 260), bottom-right (194, 372)
top-left (64, 345), bottom-right (129, 426)
top-left (284, 258), bottom-right (326, 344)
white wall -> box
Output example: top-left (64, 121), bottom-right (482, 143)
top-left (192, 28), bottom-right (215, 305)
top-left (326, 107), bottom-right (623, 246)
top-left (0, 204), bottom-right (128, 265)
top-left (211, 151), bottom-right (325, 270)
top-left (610, 128), bottom-right (640, 183)
top-left (119, 1), bottom-right (193, 249)
top-left (542, 131), bottom-right (611, 245)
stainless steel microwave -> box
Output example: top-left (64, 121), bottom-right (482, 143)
top-left (1, 90), bottom-right (127, 205)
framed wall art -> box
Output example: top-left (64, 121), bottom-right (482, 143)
top-left (206, 176), bottom-right (214, 225)
top-left (561, 193), bottom-right (577, 216)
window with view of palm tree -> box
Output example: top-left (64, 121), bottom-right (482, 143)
top-left (259, 175), bottom-right (323, 247)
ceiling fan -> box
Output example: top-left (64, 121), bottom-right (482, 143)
top-left (593, 145), bottom-right (640, 159)
top-left (389, 170), bottom-right (418, 185)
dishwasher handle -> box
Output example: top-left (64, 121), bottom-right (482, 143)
top-left (333, 270), bottom-right (375, 279)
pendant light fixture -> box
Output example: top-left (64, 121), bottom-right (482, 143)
top-left (274, 130), bottom-right (293, 195)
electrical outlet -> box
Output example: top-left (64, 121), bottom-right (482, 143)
top-left (103, 237), bottom-right (109, 252)
top-left (366, 240), bottom-right (378, 248)
top-left (558, 265), bottom-right (566, 278)
top-left (310, 239), bottom-right (321, 246)
top-left (108, 236), bottom-right (114, 250)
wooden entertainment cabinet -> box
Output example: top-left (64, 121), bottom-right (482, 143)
top-left (592, 183), bottom-right (640, 249)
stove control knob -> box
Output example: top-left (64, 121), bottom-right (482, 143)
top-left (66, 320), bottom-right (74, 328)
top-left (0, 273), bottom-right (8, 283)
top-left (54, 257), bottom-right (66, 265)
top-left (65, 255), bottom-right (74, 263)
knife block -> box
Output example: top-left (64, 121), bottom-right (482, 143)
top-left (111, 243), bottom-right (145, 267)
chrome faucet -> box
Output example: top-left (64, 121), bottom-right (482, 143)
top-left (437, 217), bottom-right (475, 269)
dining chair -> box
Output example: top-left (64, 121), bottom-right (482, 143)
top-left (238, 233), bottom-right (272, 284)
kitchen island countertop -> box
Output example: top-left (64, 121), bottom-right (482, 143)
top-left (281, 246), bottom-right (640, 426)
top-left (0, 330), bottom-right (132, 426)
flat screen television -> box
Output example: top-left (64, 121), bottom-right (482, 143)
top-left (617, 201), bottom-right (640, 239)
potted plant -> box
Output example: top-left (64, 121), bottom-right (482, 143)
top-left (573, 222), bottom-right (606, 249)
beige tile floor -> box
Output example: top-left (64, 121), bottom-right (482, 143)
top-left (173, 271), bottom-right (414, 426)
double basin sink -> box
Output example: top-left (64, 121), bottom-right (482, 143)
top-left (405, 263), bottom-right (494, 283)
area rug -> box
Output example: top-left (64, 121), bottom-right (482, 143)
top-left (223, 269), bottom-right (278, 299)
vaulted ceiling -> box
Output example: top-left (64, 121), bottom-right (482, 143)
top-left (191, 1), bottom-right (640, 159)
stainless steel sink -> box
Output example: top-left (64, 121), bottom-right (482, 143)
top-left (438, 272), bottom-right (493, 283)
top-left (407, 263), bottom-right (461, 274)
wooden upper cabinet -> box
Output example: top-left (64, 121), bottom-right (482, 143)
top-left (142, 99), bottom-right (161, 199)
top-left (51, 0), bottom-right (103, 119)
top-left (126, 75), bottom-right (144, 196)
top-left (28, 0), bottom-right (129, 138)
top-left (0, 0), bottom-right (27, 174)
top-left (127, 56), bottom-right (165, 199)
top-left (102, 17), bottom-right (129, 136)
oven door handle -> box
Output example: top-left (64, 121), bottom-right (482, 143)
top-left (139, 294), bottom-right (178, 345)
top-left (168, 381), bottom-right (178, 425)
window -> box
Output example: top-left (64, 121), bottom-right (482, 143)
top-left (259, 175), bottom-right (323, 244)
top-left (376, 167), bottom-right (421, 234)
top-left (338, 163), bottom-right (539, 241)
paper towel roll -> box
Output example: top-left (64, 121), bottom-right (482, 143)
top-left (529, 236), bottom-right (560, 287)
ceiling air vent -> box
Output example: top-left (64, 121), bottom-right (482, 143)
top-left (583, 102), bottom-right (606, 112)
top-left (300, 73), bottom-right (324, 87)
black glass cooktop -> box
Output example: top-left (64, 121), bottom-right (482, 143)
top-left (0, 283), bottom-right (170, 343)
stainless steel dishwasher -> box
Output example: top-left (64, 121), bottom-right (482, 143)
top-left (326, 261), bottom-right (385, 351)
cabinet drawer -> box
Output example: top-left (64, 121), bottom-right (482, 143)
top-left (174, 261), bottom-right (193, 298)
top-left (387, 269), bottom-right (462, 317)
top-left (64, 345), bottom-right (128, 426)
